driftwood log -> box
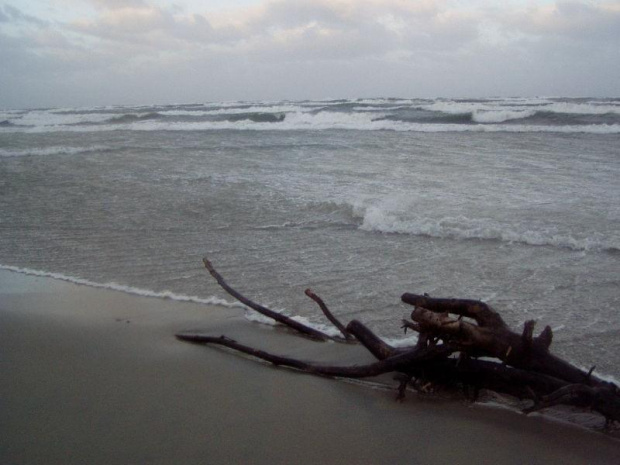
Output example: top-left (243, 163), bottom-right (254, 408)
top-left (177, 258), bottom-right (620, 426)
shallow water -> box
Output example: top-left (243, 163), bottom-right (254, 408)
top-left (1, 97), bottom-right (619, 376)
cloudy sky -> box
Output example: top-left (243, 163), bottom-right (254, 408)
top-left (1, 0), bottom-right (619, 108)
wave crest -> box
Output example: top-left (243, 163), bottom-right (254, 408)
top-left (472, 109), bottom-right (537, 123)
top-left (358, 206), bottom-right (618, 252)
top-left (3, 98), bottom-right (620, 134)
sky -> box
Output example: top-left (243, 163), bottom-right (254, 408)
top-left (1, 0), bottom-right (619, 108)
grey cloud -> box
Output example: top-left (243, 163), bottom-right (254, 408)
top-left (89, 0), bottom-right (148, 10)
top-left (0, 4), bottom-right (48, 26)
top-left (504, 1), bottom-right (620, 42)
top-left (252, 0), bottom-right (358, 29)
top-left (1, 0), bottom-right (619, 109)
top-left (549, 2), bottom-right (620, 41)
top-left (67, 0), bottom-right (482, 59)
top-left (69, 5), bottom-right (217, 49)
top-left (241, 0), bottom-right (479, 56)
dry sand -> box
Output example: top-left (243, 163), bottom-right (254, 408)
top-left (1, 269), bottom-right (619, 464)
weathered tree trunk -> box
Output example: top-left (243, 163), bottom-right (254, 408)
top-left (401, 293), bottom-right (605, 386)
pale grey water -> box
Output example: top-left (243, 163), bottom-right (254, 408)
top-left (1, 98), bottom-right (619, 376)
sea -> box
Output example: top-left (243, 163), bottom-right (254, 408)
top-left (1, 97), bottom-right (619, 378)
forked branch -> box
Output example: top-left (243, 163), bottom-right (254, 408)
top-left (305, 288), bottom-right (354, 341)
top-left (203, 258), bottom-right (334, 341)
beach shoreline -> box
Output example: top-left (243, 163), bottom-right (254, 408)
top-left (2, 268), bottom-right (619, 464)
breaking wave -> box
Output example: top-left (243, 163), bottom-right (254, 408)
top-left (295, 198), bottom-right (619, 252)
top-left (3, 98), bottom-right (619, 134)
top-left (3, 113), bottom-right (619, 134)
top-left (471, 109), bottom-right (537, 123)
top-left (159, 104), bottom-right (309, 116)
top-left (418, 100), bottom-right (620, 117)
top-left (105, 112), bottom-right (163, 124)
top-left (358, 207), bottom-right (619, 252)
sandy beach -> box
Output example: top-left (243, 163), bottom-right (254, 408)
top-left (1, 268), bottom-right (619, 465)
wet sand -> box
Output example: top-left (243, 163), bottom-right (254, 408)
top-left (1, 269), bottom-right (619, 464)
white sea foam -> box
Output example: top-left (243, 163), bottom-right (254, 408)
top-left (383, 334), bottom-right (420, 348)
top-left (0, 145), bottom-right (110, 158)
top-left (352, 105), bottom-right (409, 112)
top-left (0, 265), bottom-right (244, 309)
top-left (420, 99), bottom-right (620, 118)
top-left (419, 101), bottom-right (484, 114)
top-left (544, 102), bottom-right (620, 115)
top-left (0, 264), bottom-right (347, 335)
top-left (243, 307), bottom-right (344, 337)
top-left (6, 110), bottom-right (115, 127)
top-left (358, 206), bottom-right (618, 252)
top-left (291, 315), bottom-right (344, 337)
top-left (472, 109), bottom-right (537, 123)
top-left (159, 105), bottom-right (309, 116)
top-left (5, 117), bottom-right (619, 135)
top-left (354, 98), bottom-right (416, 105)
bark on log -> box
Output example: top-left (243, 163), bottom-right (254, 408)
top-left (401, 293), bottom-right (608, 387)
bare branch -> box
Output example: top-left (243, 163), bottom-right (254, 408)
top-left (176, 332), bottom-right (452, 378)
top-left (305, 288), bottom-right (354, 341)
top-left (203, 258), bottom-right (332, 341)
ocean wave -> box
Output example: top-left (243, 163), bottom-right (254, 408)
top-left (414, 99), bottom-right (620, 124)
top-left (353, 105), bottom-right (410, 112)
top-left (358, 207), bottom-right (619, 252)
top-left (3, 101), bottom-right (620, 134)
top-left (105, 112), bottom-right (163, 124)
top-left (222, 112), bottom-right (286, 123)
top-left (0, 145), bottom-right (112, 158)
top-left (354, 98), bottom-right (417, 105)
top-left (132, 118), bottom-right (620, 134)
top-left (301, 198), bottom-right (619, 252)
top-left (4, 110), bottom-right (114, 127)
top-left (159, 104), bottom-right (309, 116)
top-left (544, 102), bottom-right (620, 115)
top-left (471, 109), bottom-right (537, 123)
top-left (419, 99), bottom-right (620, 115)
top-left (0, 265), bottom-right (245, 309)
top-left (4, 118), bottom-right (619, 134)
